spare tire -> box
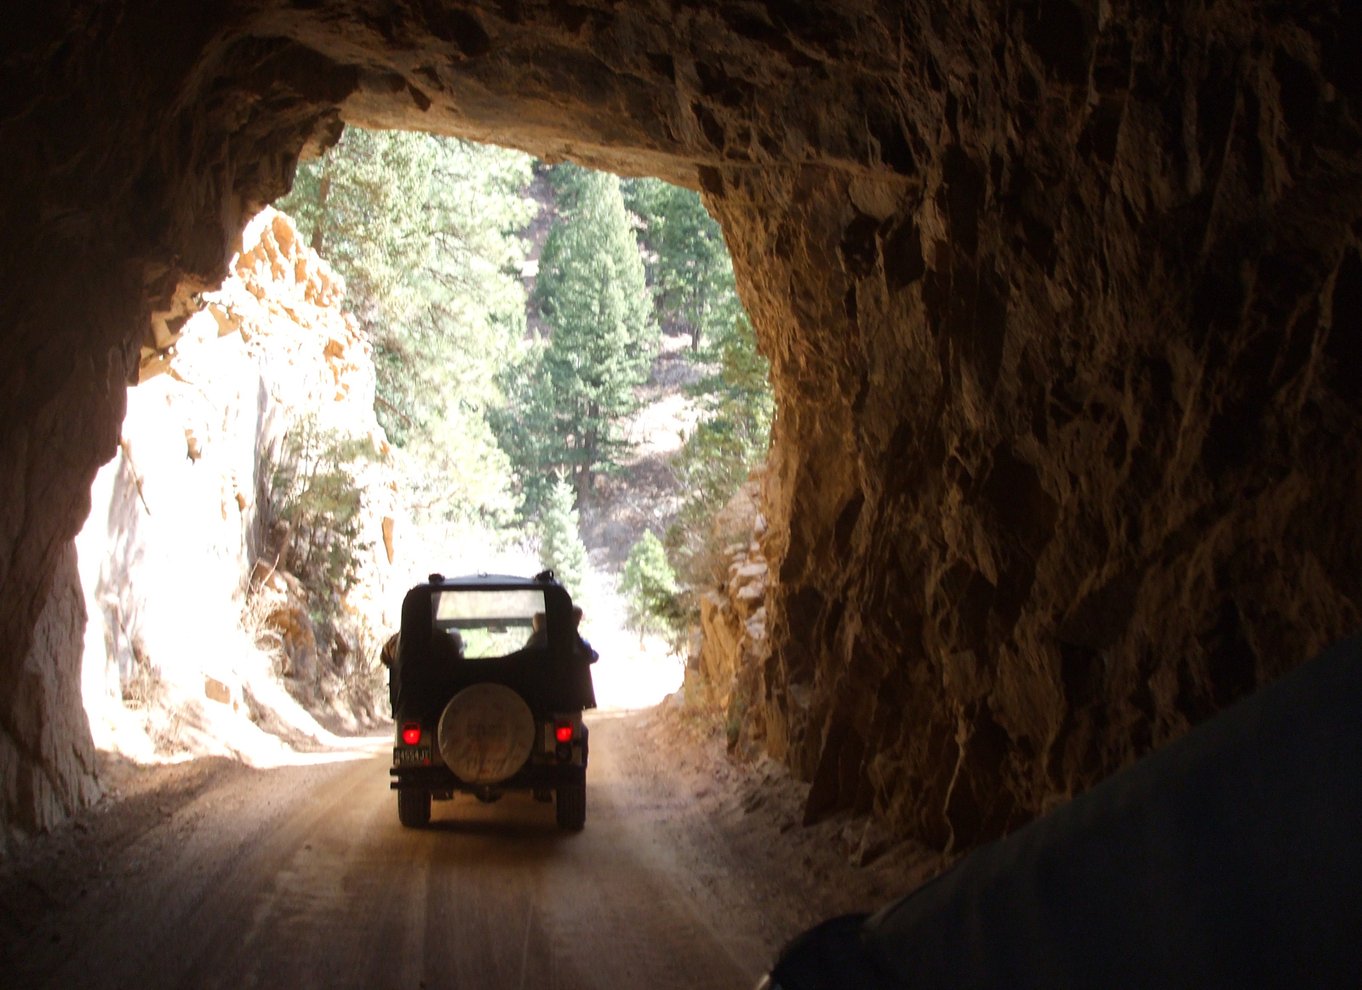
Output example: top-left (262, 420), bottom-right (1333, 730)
top-left (437, 683), bottom-right (536, 784)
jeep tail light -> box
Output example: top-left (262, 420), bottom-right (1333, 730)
top-left (554, 722), bottom-right (574, 744)
top-left (401, 723), bottom-right (422, 746)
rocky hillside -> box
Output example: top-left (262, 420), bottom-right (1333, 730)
top-left (73, 209), bottom-right (396, 779)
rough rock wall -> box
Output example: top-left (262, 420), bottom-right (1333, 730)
top-left (1, 2), bottom-right (353, 849)
top-left (0, 207), bottom-right (389, 848)
top-left (715, 8), bottom-right (1362, 849)
top-left (693, 479), bottom-right (768, 717)
top-left (2, 2), bottom-right (1359, 850)
top-left (0, 546), bottom-right (101, 853)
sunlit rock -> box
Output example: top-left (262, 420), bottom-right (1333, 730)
top-left (23, 208), bottom-right (397, 846)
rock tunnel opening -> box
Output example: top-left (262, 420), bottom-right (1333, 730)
top-left (3, 3), bottom-right (1361, 867)
top-left (78, 129), bottom-right (765, 763)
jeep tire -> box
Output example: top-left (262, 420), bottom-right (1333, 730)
top-left (398, 788), bottom-right (431, 827)
top-left (555, 781), bottom-right (586, 831)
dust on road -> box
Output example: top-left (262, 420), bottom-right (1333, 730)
top-left (0, 705), bottom-right (931, 990)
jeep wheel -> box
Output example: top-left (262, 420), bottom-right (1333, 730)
top-left (555, 782), bottom-right (586, 830)
top-left (398, 788), bottom-right (431, 827)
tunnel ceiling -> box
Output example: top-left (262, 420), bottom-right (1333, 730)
top-left (3, 1), bottom-right (1361, 850)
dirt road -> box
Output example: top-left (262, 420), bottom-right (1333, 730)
top-left (4, 707), bottom-right (909, 990)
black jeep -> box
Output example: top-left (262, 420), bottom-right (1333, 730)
top-left (387, 571), bottom-right (595, 830)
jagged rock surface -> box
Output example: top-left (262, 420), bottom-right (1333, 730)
top-left (2, 2), bottom-right (1360, 852)
top-left (0, 207), bottom-right (392, 849)
top-left (0, 546), bottom-right (101, 850)
top-left (693, 479), bottom-right (769, 716)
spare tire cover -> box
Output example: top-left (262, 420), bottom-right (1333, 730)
top-left (437, 683), bottom-right (536, 784)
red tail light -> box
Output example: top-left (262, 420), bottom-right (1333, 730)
top-left (401, 723), bottom-right (422, 746)
top-left (554, 722), bottom-right (574, 744)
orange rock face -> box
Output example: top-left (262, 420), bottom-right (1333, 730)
top-left (2, 2), bottom-right (1360, 851)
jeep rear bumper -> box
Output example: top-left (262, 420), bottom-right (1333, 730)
top-left (390, 762), bottom-right (585, 793)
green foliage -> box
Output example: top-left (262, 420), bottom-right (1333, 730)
top-left (538, 474), bottom-right (589, 598)
top-left (264, 416), bottom-right (374, 611)
top-left (620, 531), bottom-right (682, 639)
top-left (390, 406), bottom-right (519, 528)
top-left (622, 178), bottom-right (740, 351)
top-left (690, 310), bottom-right (774, 471)
top-left (281, 140), bottom-right (773, 650)
top-left (488, 338), bottom-right (559, 514)
top-left (665, 310), bottom-right (774, 611)
top-left (494, 164), bottom-right (657, 512)
top-left (277, 128), bottom-right (534, 525)
top-left (621, 177), bottom-right (773, 613)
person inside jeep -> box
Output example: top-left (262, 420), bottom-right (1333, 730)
top-left (525, 612), bottom-right (548, 649)
top-left (432, 628), bottom-right (464, 661)
top-left (525, 608), bottom-right (597, 663)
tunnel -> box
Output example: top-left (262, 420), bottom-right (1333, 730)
top-left (2, 1), bottom-right (1360, 860)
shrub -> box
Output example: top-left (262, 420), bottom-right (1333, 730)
top-left (261, 414), bottom-right (373, 619)
top-left (621, 531), bottom-right (682, 640)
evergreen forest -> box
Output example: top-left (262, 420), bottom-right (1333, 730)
top-left (275, 127), bottom-right (772, 643)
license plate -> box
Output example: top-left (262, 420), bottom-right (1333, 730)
top-left (393, 747), bottom-right (432, 767)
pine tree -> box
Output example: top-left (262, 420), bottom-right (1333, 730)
top-left (623, 177), bottom-right (738, 351)
top-left (488, 341), bottom-right (560, 514)
top-left (276, 128), bottom-right (536, 524)
top-left (538, 474), bottom-right (589, 598)
top-left (620, 531), bottom-right (680, 639)
top-left (508, 165), bottom-right (657, 506)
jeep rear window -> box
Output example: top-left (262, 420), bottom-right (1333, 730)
top-left (430, 588), bottom-right (547, 660)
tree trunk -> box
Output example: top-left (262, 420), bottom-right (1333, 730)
top-left (311, 167), bottom-right (332, 255)
top-left (578, 421), bottom-right (597, 505)
top-left (689, 277), bottom-right (702, 351)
